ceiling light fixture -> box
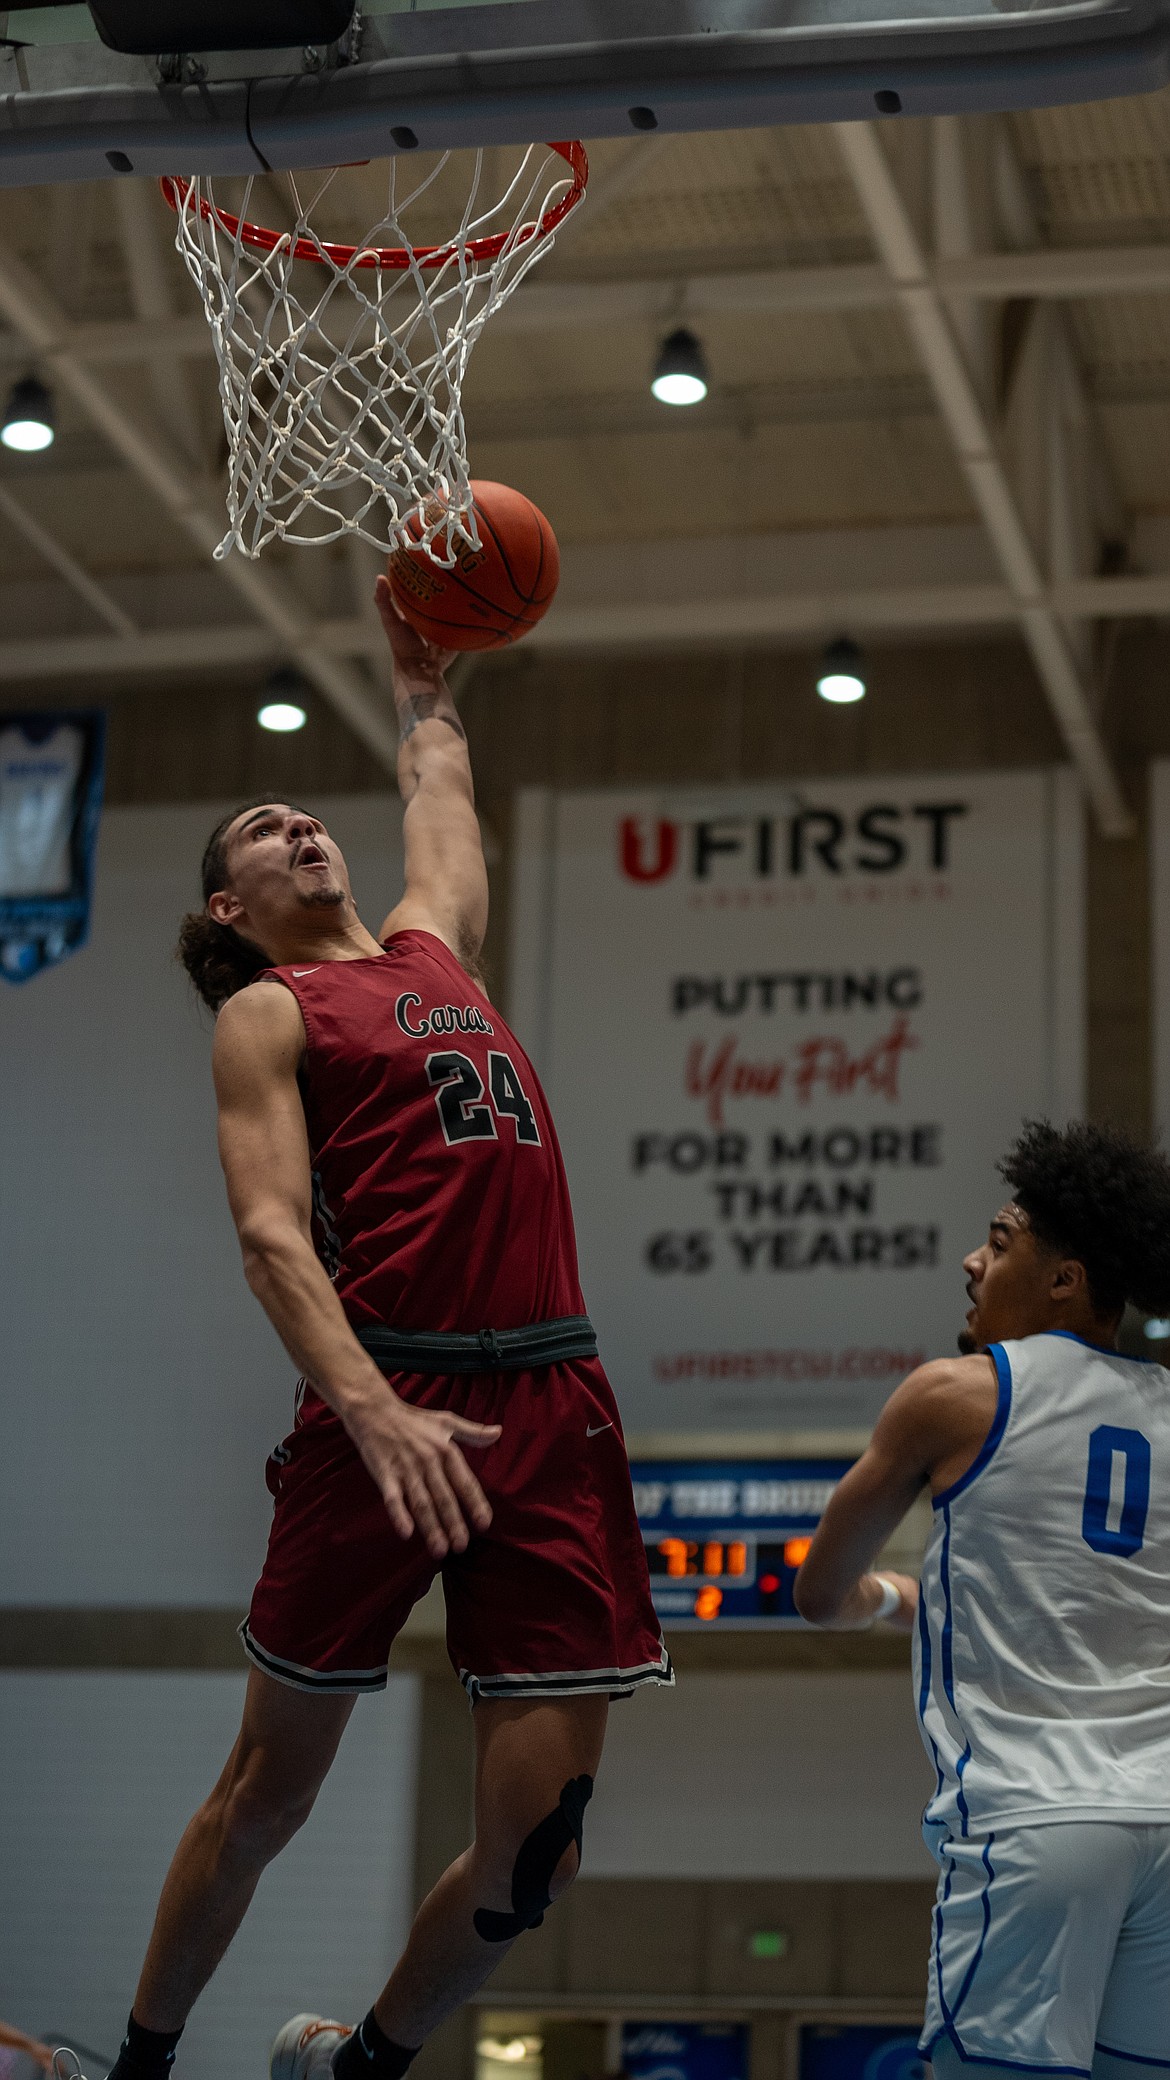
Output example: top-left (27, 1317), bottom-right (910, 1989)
top-left (2, 375), bottom-right (55, 454)
top-left (258, 702), bottom-right (308, 733)
top-left (816, 636), bottom-right (867, 704)
top-left (258, 665), bottom-right (308, 733)
top-left (651, 327), bottom-right (709, 407)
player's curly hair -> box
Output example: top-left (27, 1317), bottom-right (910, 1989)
top-left (999, 1119), bottom-right (1170, 1320)
top-left (175, 797), bottom-right (302, 1013)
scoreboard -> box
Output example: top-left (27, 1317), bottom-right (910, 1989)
top-left (631, 1459), bottom-right (854, 1628)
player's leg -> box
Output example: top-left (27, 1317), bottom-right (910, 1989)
top-left (121, 1669), bottom-right (355, 2043)
top-left (931, 2041), bottom-right (1169, 2078)
top-left (1093, 2060), bottom-right (1170, 2080)
top-left (276, 1361), bottom-right (663, 2080)
top-left (372, 1693), bottom-right (606, 2048)
top-left (929, 2054), bottom-right (1022, 2080)
top-left (1092, 1822), bottom-right (1170, 2079)
top-left (278, 1694), bottom-right (608, 2080)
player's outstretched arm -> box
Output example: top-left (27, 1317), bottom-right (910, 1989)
top-left (213, 982), bottom-right (501, 1557)
top-left (374, 577), bottom-right (490, 976)
top-left (794, 1353), bottom-right (999, 1630)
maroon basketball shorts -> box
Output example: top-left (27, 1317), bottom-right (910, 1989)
top-left (241, 1357), bottom-right (673, 1702)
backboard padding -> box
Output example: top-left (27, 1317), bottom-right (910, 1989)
top-left (1, 0), bottom-right (1168, 185)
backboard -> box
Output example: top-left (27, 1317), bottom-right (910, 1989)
top-left (1, 0), bottom-right (1168, 187)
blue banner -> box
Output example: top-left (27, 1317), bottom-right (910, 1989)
top-left (0, 710), bottom-right (106, 983)
top-left (799, 2025), bottom-right (926, 2080)
top-left (621, 2023), bottom-right (748, 2080)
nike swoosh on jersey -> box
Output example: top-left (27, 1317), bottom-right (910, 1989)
top-left (292, 967), bottom-right (322, 976)
top-left (586, 1422), bottom-right (614, 1438)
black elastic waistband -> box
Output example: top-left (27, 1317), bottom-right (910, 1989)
top-left (355, 1314), bottom-right (598, 1376)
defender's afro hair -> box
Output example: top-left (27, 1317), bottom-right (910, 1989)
top-left (999, 1119), bottom-right (1170, 1320)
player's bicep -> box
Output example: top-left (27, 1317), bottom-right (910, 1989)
top-left (212, 985), bottom-right (313, 1249)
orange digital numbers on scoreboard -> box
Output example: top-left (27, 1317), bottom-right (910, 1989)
top-left (694, 1586), bottom-right (723, 1621)
top-left (661, 1538), bottom-right (751, 1582)
top-left (784, 1536), bottom-right (813, 1568)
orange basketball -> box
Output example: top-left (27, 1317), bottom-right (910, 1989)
top-left (387, 480), bottom-right (560, 652)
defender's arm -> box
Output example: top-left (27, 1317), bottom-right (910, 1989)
top-left (793, 1357), bottom-right (992, 1632)
top-left (0, 2023), bottom-right (56, 2072)
top-left (374, 578), bottom-right (490, 971)
top-left (213, 982), bottom-right (499, 1556)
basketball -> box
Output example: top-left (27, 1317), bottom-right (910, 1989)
top-left (386, 480), bottom-right (560, 652)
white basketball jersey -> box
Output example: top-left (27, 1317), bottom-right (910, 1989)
top-left (916, 1330), bottom-right (1170, 1842)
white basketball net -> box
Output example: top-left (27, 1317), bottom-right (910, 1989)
top-left (165, 144), bottom-right (586, 564)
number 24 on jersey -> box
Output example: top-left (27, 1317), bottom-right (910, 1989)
top-left (427, 1050), bottom-right (542, 1148)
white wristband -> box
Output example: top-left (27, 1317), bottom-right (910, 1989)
top-left (871, 1576), bottom-right (901, 1625)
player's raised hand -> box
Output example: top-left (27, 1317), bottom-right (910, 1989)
top-left (374, 574), bottom-right (459, 683)
top-left (350, 1389), bottom-right (501, 1557)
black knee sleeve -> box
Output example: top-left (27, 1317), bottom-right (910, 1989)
top-left (473, 1774), bottom-right (593, 1943)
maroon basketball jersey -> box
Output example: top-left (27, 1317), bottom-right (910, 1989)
top-left (263, 930), bottom-right (586, 1333)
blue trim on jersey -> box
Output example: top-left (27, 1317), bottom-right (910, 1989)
top-left (940, 1507), bottom-right (957, 1704)
top-left (1095, 2047), bottom-right (1170, 2070)
top-left (934, 1343), bottom-right (1014, 1509)
top-left (931, 1854), bottom-right (955, 2045)
top-left (1045, 1329), bottom-right (1159, 1366)
top-left (918, 1587), bottom-right (933, 1721)
top-left (917, 1587), bottom-right (946, 1810)
top-left (939, 1504), bottom-right (973, 1835)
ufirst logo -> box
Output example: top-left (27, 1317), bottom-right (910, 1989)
top-left (619, 800), bottom-right (969, 884)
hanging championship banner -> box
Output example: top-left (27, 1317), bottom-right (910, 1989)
top-left (0, 710), bottom-right (106, 984)
top-left (511, 770), bottom-right (1083, 1436)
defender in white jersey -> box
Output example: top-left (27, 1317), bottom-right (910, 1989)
top-left (795, 1121), bottom-right (1170, 2080)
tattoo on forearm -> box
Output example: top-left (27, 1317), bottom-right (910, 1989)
top-left (398, 691), bottom-right (467, 742)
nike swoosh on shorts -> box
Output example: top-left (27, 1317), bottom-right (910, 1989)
top-left (586, 1423), bottom-right (614, 1438)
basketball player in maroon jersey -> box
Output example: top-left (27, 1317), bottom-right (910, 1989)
top-left (101, 583), bottom-right (670, 2080)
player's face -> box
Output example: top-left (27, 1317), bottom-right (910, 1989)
top-left (959, 1203), bottom-right (1054, 1351)
top-left (213, 803), bottom-right (352, 942)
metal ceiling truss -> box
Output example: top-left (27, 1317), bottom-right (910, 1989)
top-left (2, 567), bottom-right (1169, 682)
top-left (2, 242), bottom-right (1170, 375)
top-left (0, 130), bottom-right (1166, 829)
top-left (0, 228), bottom-right (401, 772)
top-left (833, 116), bottom-right (1135, 838)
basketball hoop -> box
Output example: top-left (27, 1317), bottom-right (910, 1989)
top-left (161, 143), bottom-right (587, 564)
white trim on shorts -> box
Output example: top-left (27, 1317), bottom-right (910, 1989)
top-left (460, 1643), bottom-right (675, 1704)
top-left (239, 1621), bottom-right (389, 1695)
top-left (242, 1624), bottom-right (676, 1704)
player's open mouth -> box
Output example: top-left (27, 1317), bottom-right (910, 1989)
top-left (294, 844), bottom-right (328, 870)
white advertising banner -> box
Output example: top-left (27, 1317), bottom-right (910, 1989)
top-left (511, 769), bottom-right (1084, 1437)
